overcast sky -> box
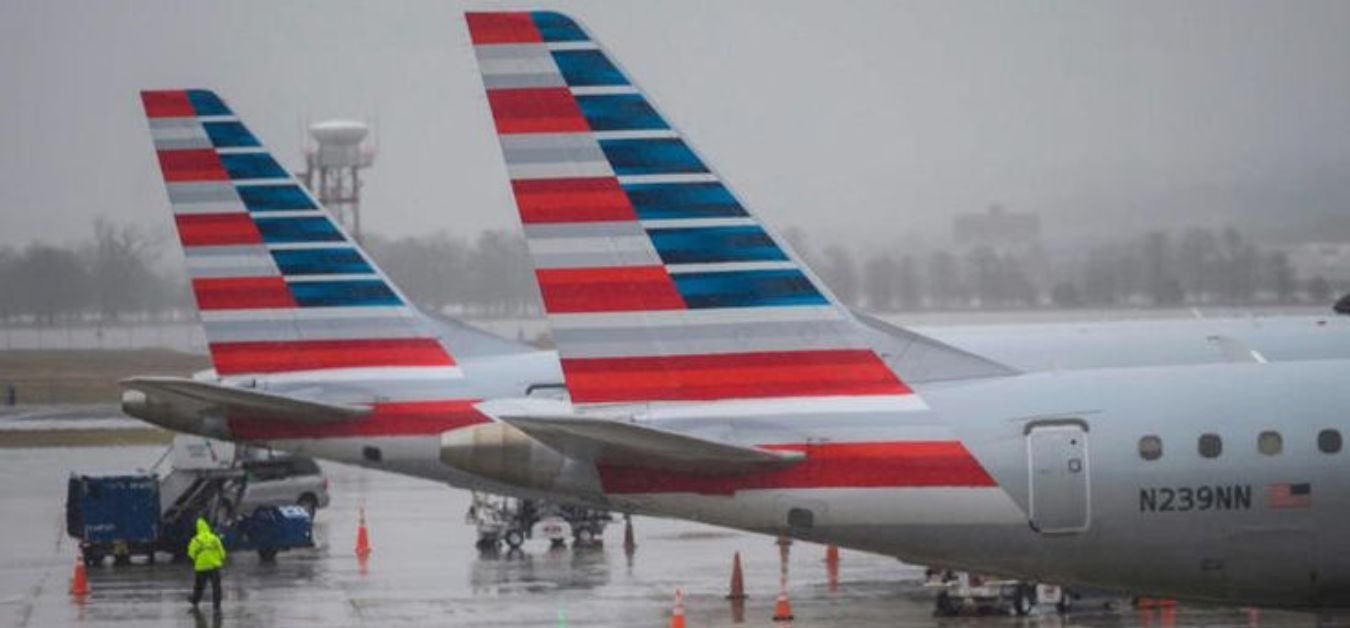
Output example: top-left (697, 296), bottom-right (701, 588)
top-left (2, 0), bottom-right (1349, 253)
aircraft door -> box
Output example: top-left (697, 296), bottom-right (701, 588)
top-left (1026, 421), bottom-right (1090, 534)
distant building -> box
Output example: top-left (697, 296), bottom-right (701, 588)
top-left (953, 204), bottom-right (1041, 252)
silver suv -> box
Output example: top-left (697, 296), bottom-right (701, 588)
top-left (239, 456), bottom-right (330, 517)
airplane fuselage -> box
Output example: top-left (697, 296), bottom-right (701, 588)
top-left (170, 357), bottom-right (1350, 609)
top-left (598, 359), bottom-right (1350, 608)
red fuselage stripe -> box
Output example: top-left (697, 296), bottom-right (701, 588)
top-left (210, 338), bottom-right (455, 375)
top-left (598, 440), bottom-right (995, 494)
top-left (563, 349), bottom-right (911, 403)
top-left (229, 399), bottom-right (487, 439)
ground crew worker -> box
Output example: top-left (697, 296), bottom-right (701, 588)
top-left (187, 517), bottom-right (226, 609)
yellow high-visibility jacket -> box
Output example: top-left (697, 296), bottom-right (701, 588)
top-left (187, 518), bottom-right (226, 572)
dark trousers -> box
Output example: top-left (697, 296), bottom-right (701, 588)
top-left (191, 568), bottom-right (222, 607)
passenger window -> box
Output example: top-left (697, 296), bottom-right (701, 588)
top-left (1318, 429), bottom-right (1342, 454)
top-left (1198, 433), bottom-right (1222, 458)
top-left (1138, 435), bottom-right (1163, 461)
top-left (1258, 431), bottom-right (1282, 456)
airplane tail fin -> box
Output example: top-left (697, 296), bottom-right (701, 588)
top-left (140, 90), bottom-right (459, 381)
top-left (465, 12), bottom-right (935, 407)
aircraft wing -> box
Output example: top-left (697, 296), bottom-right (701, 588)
top-left (121, 376), bottom-right (371, 423)
top-left (495, 413), bottom-right (805, 474)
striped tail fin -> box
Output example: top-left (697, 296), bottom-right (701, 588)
top-left (140, 90), bottom-right (457, 383)
top-left (465, 12), bottom-right (918, 408)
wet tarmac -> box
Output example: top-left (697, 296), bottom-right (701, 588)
top-left (1, 444), bottom-right (1332, 627)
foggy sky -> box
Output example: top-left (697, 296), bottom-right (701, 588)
top-left (2, 0), bottom-right (1349, 254)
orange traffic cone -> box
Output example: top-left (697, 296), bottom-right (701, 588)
top-left (726, 552), bottom-right (747, 600)
top-left (70, 552), bottom-right (89, 597)
top-left (355, 507), bottom-right (372, 559)
top-left (670, 588), bottom-right (686, 628)
top-left (772, 588), bottom-right (794, 622)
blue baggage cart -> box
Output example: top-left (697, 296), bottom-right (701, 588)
top-left (65, 473), bottom-right (161, 566)
top-left (221, 505), bottom-right (315, 562)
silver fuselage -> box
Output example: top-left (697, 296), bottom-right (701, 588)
top-left (129, 320), bottom-right (1350, 608)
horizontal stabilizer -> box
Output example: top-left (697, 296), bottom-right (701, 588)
top-left (495, 413), bottom-right (804, 474)
top-left (121, 376), bottom-right (370, 423)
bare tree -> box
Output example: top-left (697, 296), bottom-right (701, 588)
top-left (14, 243), bottom-right (90, 324)
top-left (1307, 276), bottom-right (1333, 304)
top-left (90, 217), bottom-right (163, 321)
top-left (366, 232), bottom-right (470, 311)
top-left (819, 245), bottom-right (860, 307)
top-left (1143, 232), bottom-right (1184, 306)
top-left (0, 246), bottom-right (15, 322)
top-left (1265, 251), bottom-right (1298, 303)
top-left (471, 229), bottom-right (535, 316)
top-left (926, 251), bottom-right (964, 309)
top-left (896, 255), bottom-right (922, 311)
top-left (862, 254), bottom-right (898, 311)
top-left (1178, 228), bottom-right (1220, 302)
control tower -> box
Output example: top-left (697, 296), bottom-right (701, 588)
top-left (303, 120), bottom-right (376, 241)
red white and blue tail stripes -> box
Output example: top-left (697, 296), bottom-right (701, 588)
top-left (466, 13), bottom-right (918, 407)
top-left (141, 90), bottom-right (457, 382)
top-left (465, 13), bottom-right (1013, 507)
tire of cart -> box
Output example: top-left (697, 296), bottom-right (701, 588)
top-left (504, 529), bottom-right (525, 549)
top-left (935, 591), bottom-right (961, 616)
top-left (1056, 591), bottom-right (1073, 614)
top-left (298, 494), bottom-right (319, 519)
top-left (1012, 584), bottom-right (1036, 616)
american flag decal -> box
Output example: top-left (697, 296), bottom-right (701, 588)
top-left (1267, 482), bottom-right (1312, 509)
